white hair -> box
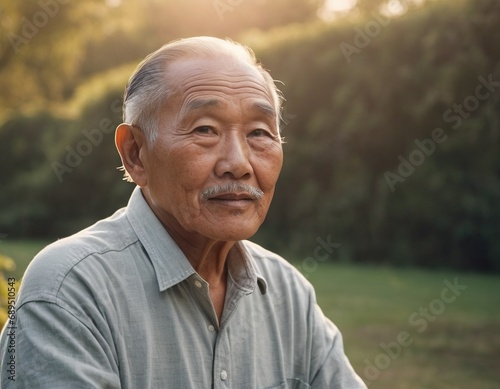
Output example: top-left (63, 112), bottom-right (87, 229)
top-left (122, 36), bottom-right (284, 144)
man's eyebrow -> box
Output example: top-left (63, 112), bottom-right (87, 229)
top-left (252, 102), bottom-right (277, 119)
top-left (184, 98), bottom-right (276, 119)
top-left (186, 98), bottom-right (221, 112)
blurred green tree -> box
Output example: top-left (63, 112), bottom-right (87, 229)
top-left (0, 0), bottom-right (325, 115)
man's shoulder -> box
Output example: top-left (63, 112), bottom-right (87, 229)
top-left (18, 208), bottom-right (138, 305)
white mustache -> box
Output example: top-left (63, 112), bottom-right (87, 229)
top-left (201, 182), bottom-right (264, 201)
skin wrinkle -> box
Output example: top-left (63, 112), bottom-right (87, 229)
top-left (183, 83), bottom-right (271, 94)
top-left (176, 73), bottom-right (275, 109)
top-left (174, 68), bottom-right (275, 106)
top-left (177, 89), bottom-right (277, 130)
top-left (185, 99), bottom-right (276, 122)
top-left (181, 85), bottom-right (273, 102)
top-left (179, 92), bottom-right (275, 122)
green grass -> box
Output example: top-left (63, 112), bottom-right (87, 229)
top-left (1, 241), bottom-right (499, 388)
top-left (304, 263), bottom-right (500, 389)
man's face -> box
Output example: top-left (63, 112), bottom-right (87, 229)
top-left (140, 55), bottom-right (283, 242)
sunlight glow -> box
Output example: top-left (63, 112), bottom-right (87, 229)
top-left (320, 0), bottom-right (357, 20)
top-left (106, 0), bottom-right (121, 7)
top-left (325, 0), bottom-right (357, 12)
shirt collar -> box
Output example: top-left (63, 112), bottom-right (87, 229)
top-left (125, 186), bottom-right (267, 295)
top-left (125, 186), bottom-right (196, 292)
top-left (231, 242), bottom-right (268, 295)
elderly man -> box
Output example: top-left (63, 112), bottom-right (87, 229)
top-left (0, 37), bottom-right (366, 388)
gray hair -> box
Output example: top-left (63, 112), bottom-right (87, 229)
top-left (122, 36), bottom-right (284, 144)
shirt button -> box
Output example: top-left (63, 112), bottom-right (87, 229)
top-left (208, 325), bottom-right (215, 332)
top-left (194, 280), bottom-right (202, 288)
top-left (220, 370), bottom-right (228, 381)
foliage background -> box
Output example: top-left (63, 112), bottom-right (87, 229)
top-left (1, 0), bottom-right (499, 272)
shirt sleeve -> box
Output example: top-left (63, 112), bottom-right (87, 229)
top-left (0, 300), bottom-right (121, 388)
top-left (309, 302), bottom-right (368, 389)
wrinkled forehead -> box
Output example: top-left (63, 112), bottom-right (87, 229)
top-left (165, 55), bottom-right (277, 106)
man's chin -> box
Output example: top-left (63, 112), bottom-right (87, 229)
top-left (200, 221), bottom-right (261, 242)
top-left (213, 229), bottom-right (258, 242)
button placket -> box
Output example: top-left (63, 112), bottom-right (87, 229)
top-left (213, 325), bottom-right (231, 388)
top-left (190, 276), bottom-right (221, 335)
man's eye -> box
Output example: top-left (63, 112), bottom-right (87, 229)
top-left (249, 129), bottom-right (271, 138)
top-left (194, 126), bottom-right (214, 135)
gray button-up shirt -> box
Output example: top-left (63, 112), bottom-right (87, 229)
top-left (0, 187), bottom-right (367, 388)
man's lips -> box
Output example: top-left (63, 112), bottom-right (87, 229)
top-left (206, 192), bottom-right (258, 210)
top-left (209, 192), bottom-right (255, 201)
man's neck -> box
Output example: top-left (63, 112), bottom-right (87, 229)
top-left (176, 236), bottom-right (233, 324)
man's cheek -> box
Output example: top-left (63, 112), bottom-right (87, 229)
top-left (179, 190), bottom-right (203, 217)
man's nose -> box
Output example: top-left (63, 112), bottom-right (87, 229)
top-left (214, 132), bottom-right (252, 179)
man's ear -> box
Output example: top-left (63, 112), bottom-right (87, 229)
top-left (115, 124), bottom-right (148, 186)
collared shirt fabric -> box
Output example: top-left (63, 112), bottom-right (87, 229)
top-left (0, 187), bottom-right (367, 389)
